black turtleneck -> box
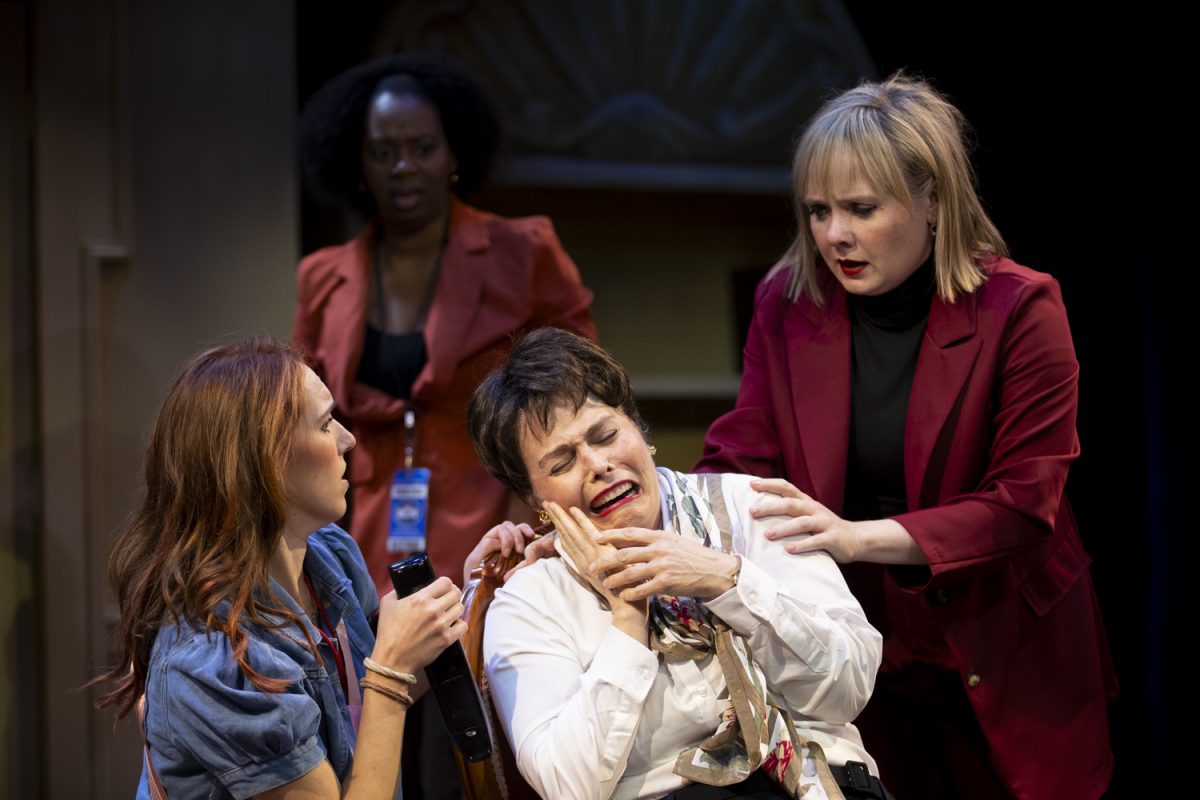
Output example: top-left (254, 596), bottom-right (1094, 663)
top-left (843, 256), bottom-right (936, 522)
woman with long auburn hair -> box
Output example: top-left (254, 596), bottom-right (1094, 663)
top-left (94, 338), bottom-right (465, 799)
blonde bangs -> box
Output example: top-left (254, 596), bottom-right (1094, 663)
top-left (797, 107), bottom-right (910, 203)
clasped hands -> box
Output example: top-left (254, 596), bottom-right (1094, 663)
top-left (467, 477), bottom-right (922, 612)
top-left (542, 501), bottom-right (740, 604)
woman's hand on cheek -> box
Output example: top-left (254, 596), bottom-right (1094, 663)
top-left (545, 502), bottom-right (648, 642)
top-left (373, 578), bottom-right (466, 675)
top-left (749, 478), bottom-right (865, 563)
top-left (545, 501), bottom-right (615, 597)
top-left (593, 529), bottom-right (740, 602)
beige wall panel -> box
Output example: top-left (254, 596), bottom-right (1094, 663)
top-left (35, 2), bottom-right (127, 797)
top-left (36, 1), bottom-right (298, 797)
top-left (476, 187), bottom-right (793, 471)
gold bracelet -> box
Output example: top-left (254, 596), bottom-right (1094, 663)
top-left (361, 677), bottom-right (413, 708)
top-left (363, 657), bottom-right (417, 685)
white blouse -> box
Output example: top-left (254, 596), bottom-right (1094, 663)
top-left (483, 471), bottom-right (882, 800)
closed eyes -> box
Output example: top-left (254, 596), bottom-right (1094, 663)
top-left (547, 430), bottom-right (619, 476)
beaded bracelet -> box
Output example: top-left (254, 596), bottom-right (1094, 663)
top-left (363, 657), bottom-right (418, 685)
top-left (360, 677), bottom-right (413, 708)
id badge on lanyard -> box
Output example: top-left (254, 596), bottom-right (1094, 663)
top-left (388, 409), bottom-right (429, 554)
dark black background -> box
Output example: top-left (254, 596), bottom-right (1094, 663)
top-left (843, 4), bottom-right (1181, 794)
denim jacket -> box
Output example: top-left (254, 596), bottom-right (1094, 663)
top-left (139, 526), bottom-right (379, 799)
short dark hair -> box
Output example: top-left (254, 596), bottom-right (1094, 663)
top-left (299, 55), bottom-right (502, 217)
top-left (468, 328), bottom-right (649, 502)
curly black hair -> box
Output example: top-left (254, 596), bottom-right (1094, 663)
top-left (299, 55), bottom-right (502, 217)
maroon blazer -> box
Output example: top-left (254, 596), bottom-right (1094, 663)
top-left (698, 258), bottom-right (1116, 800)
top-left (293, 201), bottom-right (595, 593)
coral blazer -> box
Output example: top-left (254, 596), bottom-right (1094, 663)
top-left (293, 201), bottom-right (595, 593)
top-left (698, 258), bottom-right (1117, 800)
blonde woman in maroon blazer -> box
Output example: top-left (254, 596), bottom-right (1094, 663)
top-left (698, 75), bottom-right (1116, 800)
top-left (294, 57), bottom-right (594, 595)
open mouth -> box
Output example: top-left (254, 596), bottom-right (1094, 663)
top-left (837, 259), bottom-right (867, 277)
top-left (590, 480), bottom-right (641, 517)
top-left (390, 189), bottom-right (422, 210)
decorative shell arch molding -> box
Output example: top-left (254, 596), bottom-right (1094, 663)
top-left (372, 0), bottom-right (874, 194)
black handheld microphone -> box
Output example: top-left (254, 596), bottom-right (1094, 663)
top-left (388, 555), bottom-right (492, 763)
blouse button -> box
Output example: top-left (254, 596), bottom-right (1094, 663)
top-left (698, 687), bottom-right (709, 697)
top-left (966, 671), bottom-right (982, 688)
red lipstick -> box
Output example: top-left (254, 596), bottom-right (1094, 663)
top-left (591, 481), bottom-right (641, 517)
top-left (838, 259), bottom-right (866, 277)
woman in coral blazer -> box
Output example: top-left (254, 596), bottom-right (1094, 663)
top-left (294, 201), bottom-right (594, 592)
top-left (293, 57), bottom-right (594, 593)
top-left (698, 75), bottom-right (1115, 800)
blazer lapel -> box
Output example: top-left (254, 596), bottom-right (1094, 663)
top-left (325, 233), bottom-right (373, 414)
top-left (784, 289), bottom-right (852, 513)
top-left (904, 291), bottom-right (981, 510)
top-left (415, 201), bottom-right (489, 397)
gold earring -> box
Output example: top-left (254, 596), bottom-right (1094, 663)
top-left (648, 445), bottom-right (657, 456)
top-left (538, 509), bottom-right (551, 525)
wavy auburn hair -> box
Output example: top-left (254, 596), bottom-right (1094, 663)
top-left (93, 338), bottom-right (314, 718)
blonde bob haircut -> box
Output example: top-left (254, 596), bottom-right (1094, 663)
top-left (783, 73), bottom-right (1007, 304)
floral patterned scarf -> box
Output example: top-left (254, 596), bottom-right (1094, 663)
top-left (653, 468), bottom-right (844, 800)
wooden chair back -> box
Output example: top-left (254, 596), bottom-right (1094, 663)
top-left (455, 549), bottom-right (542, 800)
